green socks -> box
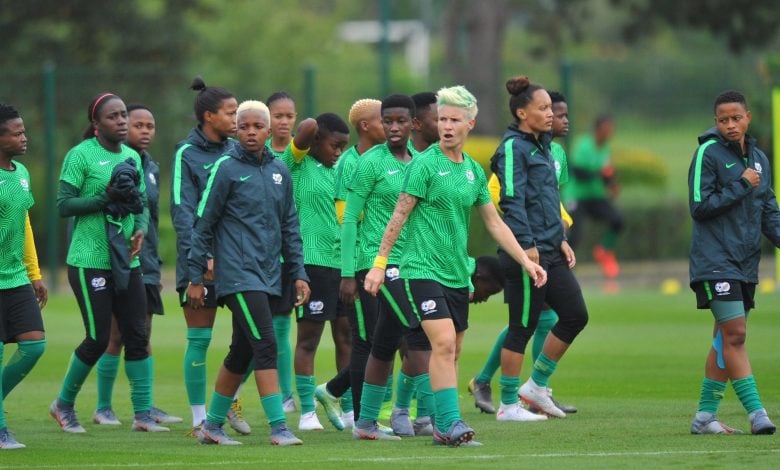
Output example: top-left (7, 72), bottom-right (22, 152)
top-left (358, 382), bottom-right (386, 423)
top-left (341, 388), bottom-right (354, 413)
top-left (733, 375), bottom-right (763, 414)
top-left (96, 353), bottom-right (120, 409)
top-left (532, 310), bottom-right (558, 362)
top-left (530, 353), bottom-right (558, 388)
top-left (384, 373), bottom-right (394, 403)
top-left (413, 374), bottom-right (435, 420)
top-left (476, 327), bottom-right (507, 383)
top-left (206, 391), bottom-right (234, 427)
top-left (260, 393), bottom-right (286, 427)
top-left (125, 357), bottom-right (152, 414)
top-left (184, 328), bottom-right (212, 406)
top-left (500, 375), bottom-right (520, 405)
top-left (58, 353), bottom-right (93, 406)
top-left (272, 315), bottom-right (293, 399)
top-left (2, 339), bottom-right (46, 399)
top-left (395, 371), bottom-right (416, 409)
top-left (296, 374), bottom-right (316, 414)
top-left (697, 377), bottom-right (726, 414)
top-left (433, 388), bottom-right (460, 433)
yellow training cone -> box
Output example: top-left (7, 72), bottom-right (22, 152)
top-left (759, 278), bottom-right (775, 293)
top-left (660, 278), bottom-right (682, 295)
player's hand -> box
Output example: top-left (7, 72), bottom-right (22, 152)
top-left (31, 279), bottom-right (48, 309)
top-left (561, 240), bottom-right (576, 269)
top-left (742, 168), bottom-right (760, 188)
top-left (187, 282), bottom-right (205, 309)
top-left (363, 267), bottom-right (385, 296)
top-left (523, 261), bottom-right (547, 288)
top-left (525, 247), bottom-right (539, 264)
top-left (339, 277), bottom-right (358, 305)
top-left (294, 280), bottom-right (311, 307)
top-left (129, 230), bottom-right (144, 257)
top-left (204, 258), bottom-right (215, 281)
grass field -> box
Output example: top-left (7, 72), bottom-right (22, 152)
top-left (1, 286), bottom-right (779, 468)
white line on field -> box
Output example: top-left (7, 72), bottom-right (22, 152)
top-left (7, 448), bottom-right (780, 468)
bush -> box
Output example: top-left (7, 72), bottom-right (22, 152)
top-left (611, 146), bottom-right (668, 188)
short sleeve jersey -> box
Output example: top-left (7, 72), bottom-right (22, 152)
top-left (400, 145), bottom-right (491, 288)
top-left (349, 144), bottom-right (411, 270)
top-left (281, 149), bottom-right (339, 268)
top-left (334, 145), bottom-right (360, 201)
top-left (569, 134), bottom-right (609, 199)
top-left (60, 138), bottom-right (144, 269)
top-left (0, 161), bottom-right (34, 289)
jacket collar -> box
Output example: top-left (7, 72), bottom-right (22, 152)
top-left (233, 144), bottom-right (274, 166)
top-left (188, 126), bottom-right (230, 151)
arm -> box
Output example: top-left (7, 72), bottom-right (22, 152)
top-left (493, 140), bottom-right (535, 249)
top-left (279, 172), bottom-right (310, 307)
top-left (363, 192), bottom-right (418, 295)
top-left (688, 147), bottom-right (754, 221)
top-left (170, 148), bottom-right (199, 260)
top-left (760, 167), bottom-right (780, 247)
top-left (478, 203), bottom-right (546, 287)
top-left (130, 157), bottom-right (149, 257)
top-left (57, 181), bottom-right (109, 217)
top-left (23, 212), bottom-right (48, 308)
top-left (339, 190), bottom-right (368, 303)
top-left (280, 118), bottom-right (318, 167)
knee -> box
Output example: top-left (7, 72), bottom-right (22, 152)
top-left (504, 324), bottom-right (531, 353)
top-left (296, 337), bottom-right (319, 354)
top-left (428, 331), bottom-right (456, 359)
top-left (20, 338), bottom-right (46, 360)
top-left (722, 326), bottom-right (747, 347)
top-left (187, 328), bottom-right (212, 350)
top-left (252, 338), bottom-right (278, 370)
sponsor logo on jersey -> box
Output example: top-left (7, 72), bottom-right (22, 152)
top-left (714, 282), bottom-right (731, 295)
top-left (420, 299), bottom-right (437, 315)
top-left (754, 162), bottom-right (762, 174)
top-left (19, 178), bottom-right (29, 191)
top-left (465, 169), bottom-right (475, 183)
top-left (385, 267), bottom-right (400, 281)
top-left (91, 276), bottom-right (107, 291)
top-left (273, 173), bottom-right (283, 184)
top-left (309, 300), bottom-right (325, 314)
top-left (99, 160), bottom-right (111, 166)
top-left (388, 169), bottom-right (400, 175)
top-left (438, 171), bottom-right (450, 176)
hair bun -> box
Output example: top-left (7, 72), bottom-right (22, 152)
top-left (506, 76), bottom-right (530, 96)
top-left (190, 76), bottom-right (207, 92)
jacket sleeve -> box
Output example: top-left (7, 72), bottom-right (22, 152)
top-left (188, 165), bottom-right (229, 285)
top-left (171, 148), bottom-right (198, 258)
top-left (688, 146), bottom-right (752, 221)
top-left (493, 139), bottom-right (535, 249)
top-left (133, 157), bottom-right (149, 235)
top-left (760, 161), bottom-right (780, 247)
top-left (280, 169), bottom-right (308, 283)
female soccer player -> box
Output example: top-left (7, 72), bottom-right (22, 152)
top-left (187, 100), bottom-right (308, 446)
top-left (92, 104), bottom-right (181, 426)
top-left (266, 92), bottom-right (297, 157)
top-left (362, 86), bottom-right (547, 446)
top-left (0, 103), bottom-right (46, 449)
top-left (490, 76), bottom-right (587, 421)
top-left (281, 113), bottom-right (351, 431)
top-left (51, 92), bottom-right (166, 433)
top-left (171, 78), bottom-right (249, 434)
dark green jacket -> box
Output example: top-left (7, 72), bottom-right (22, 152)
top-left (688, 127), bottom-right (780, 284)
top-left (188, 145), bottom-right (307, 299)
top-left (139, 151), bottom-right (162, 285)
top-left (170, 127), bottom-right (234, 290)
top-left (490, 126), bottom-right (564, 253)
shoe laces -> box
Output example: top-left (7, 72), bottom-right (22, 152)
top-left (230, 399), bottom-right (244, 419)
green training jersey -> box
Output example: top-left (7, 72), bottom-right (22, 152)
top-left (400, 144), bottom-right (491, 288)
top-left (568, 134), bottom-right (609, 200)
top-left (281, 150), bottom-right (339, 268)
top-left (334, 145), bottom-right (360, 201)
top-left (550, 141), bottom-right (569, 186)
top-left (0, 160), bottom-right (34, 289)
top-left (266, 140), bottom-right (287, 159)
top-left (60, 138), bottom-right (145, 269)
top-left (350, 144), bottom-right (412, 271)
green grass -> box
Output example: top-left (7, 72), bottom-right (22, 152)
top-left (2, 288), bottom-right (779, 468)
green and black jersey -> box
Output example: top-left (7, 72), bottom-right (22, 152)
top-left (0, 160), bottom-right (34, 289)
top-left (281, 150), bottom-right (340, 268)
top-left (60, 138), bottom-right (145, 270)
top-left (347, 144), bottom-right (412, 272)
top-left (400, 144), bottom-right (491, 288)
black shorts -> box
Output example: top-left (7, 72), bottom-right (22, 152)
top-left (270, 261), bottom-right (297, 316)
top-left (693, 280), bottom-right (756, 311)
top-left (145, 283), bottom-right (165, 315)
top-left (402, 279), bottom-right (470, 333)
top-left (177, 283), bottom-right (218, 309)
top-left (296, 265), bottom-right (340, 322)
top-left (1, 284), bottom-right (44, 343)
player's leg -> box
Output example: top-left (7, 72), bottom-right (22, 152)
top-left (94, 316), bottom-right (122, 425)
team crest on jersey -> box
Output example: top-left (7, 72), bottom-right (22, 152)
top-left (420, 299), bottom-right (437, 315)
top-left (385, 267), bottom-right (400, 281)
top-left (754, 162), bottom-right (763, 174)
top-left (714, 282), bottom-right (731, 295)
top-left (309, 300), bottom-right (325, 314)
top-left (91, 277), bottom-right (107, 291)
top-left (148, 173), bottom-right (157, 186)
top-left (19, 178), bottom-right (29, 191)
top-left (465, 170), bottom-right (475, 183)
top-left (273, 173), bottom-right (283, 185)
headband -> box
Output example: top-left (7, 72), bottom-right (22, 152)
top-left (91, 93), bottom-right (115, 121)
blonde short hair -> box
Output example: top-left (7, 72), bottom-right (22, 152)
top-left (436, 86), bottom-right (478, 119)
top-left (237, 100), bottom-right (270, 124)
top-left (347, 98), bottom-right (381, 130)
